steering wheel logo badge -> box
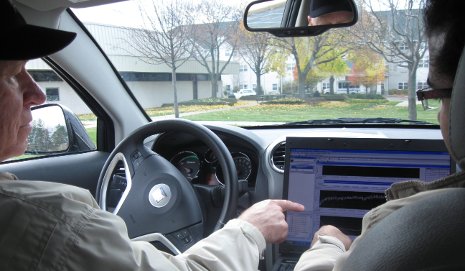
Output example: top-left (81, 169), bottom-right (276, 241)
top-left (149, 184), bottom-right (172, 208)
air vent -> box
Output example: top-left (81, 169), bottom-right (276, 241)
top-left (270, 141), bottom-right (286, 173)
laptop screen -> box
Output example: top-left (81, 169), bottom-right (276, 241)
top-left (280, 137), bottom-right (452, 257)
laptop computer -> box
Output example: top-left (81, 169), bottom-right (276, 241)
top-left (274, 137), bottom-right (453, 270)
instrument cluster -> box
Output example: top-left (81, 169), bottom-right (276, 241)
top-left (169, 149), bottom-right (254, 186)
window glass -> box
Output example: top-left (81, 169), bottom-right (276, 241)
top-left (417, 82), bottom-right (428, 89)
top-left (419, 58), bottom-right (429, 68)
top-left (46, 88), bottom-right (60, 101)
top-left (6, 59), bottom-right (97, 162)
top-left (73, 0), bottom-right (439, 126)
top-left (398, 82), bottom-right (408, 90)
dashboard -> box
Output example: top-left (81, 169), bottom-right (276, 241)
top-left (103, 122), bottom-right (449, 254)
top-left (99, 123), bottom-right (449, 210)
top-left (150, 124), bottom-right (449, 205)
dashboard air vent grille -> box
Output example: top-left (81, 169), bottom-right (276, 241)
top-left (271, 141), bottom-right (286, 173)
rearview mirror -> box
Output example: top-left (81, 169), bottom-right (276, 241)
top-left (244, 0), bottom-right (357, 37)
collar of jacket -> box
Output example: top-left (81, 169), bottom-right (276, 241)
top-left (385, 170), bottom-right (465, 201)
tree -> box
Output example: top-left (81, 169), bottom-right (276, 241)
top-left (27, 119), bottom-right (51, 153)
top-left (347, 48), bottom-right (386, 93)
top-left (237, 23), bottom-right (273, 95)
top-left (188, 0), bottom-right (241, 98)
top-left (266, 45), bottom-right (290, 94)
top-left (268, 26), bottom-right (350, 96)
top-left (50, 125), bottom-right (68, 150)
top-left (274, 30), bottom-right (350, 97)
top-left (130, 0), bottom-right (193, 118)
top-left (353, 0), bottom-right (427, 120)
top-left (314, 50), bottom-right (350, 94)
top-left (305, 69), bottom-right (327, 93)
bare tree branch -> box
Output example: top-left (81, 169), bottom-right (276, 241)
top-left (187, 0), bottom-right (241, 98)
top-left (351, 0), bottom-right (427, 120)
top-left (237, 25), bottom-right (273, 95)
top-left (127, 0), bottom-right (194, 117)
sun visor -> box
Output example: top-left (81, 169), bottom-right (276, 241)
top-left (449, 46), bottom-right (465, 168)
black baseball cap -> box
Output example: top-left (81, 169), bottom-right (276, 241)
top-left (0, 0), bottom-right (76, 60)
top-left (310, 0), bottom-right (353, 18)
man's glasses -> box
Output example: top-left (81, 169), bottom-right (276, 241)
top-left (416, 86), bottom-right (452, 110)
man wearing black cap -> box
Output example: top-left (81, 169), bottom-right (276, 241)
top-left (307, 0), bottom-right (354, 26)
top-left (0, 0), bottom-right (304, 270)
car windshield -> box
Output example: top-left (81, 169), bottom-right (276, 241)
top-left (73, 0), bottom-right (437, 127)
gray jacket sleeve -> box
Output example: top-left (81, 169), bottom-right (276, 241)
top-left (0, 180), bottom-right (266, 270)
top-left (293, 236), bottom-right (346, 271)
top-left (67, 202), bottom-right (266, 270)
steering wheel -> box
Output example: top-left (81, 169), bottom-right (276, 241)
top-left (96, 119), bottom-right (238, 253)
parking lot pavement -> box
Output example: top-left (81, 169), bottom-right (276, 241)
top-left (384, 95), bottom-right (423, 107)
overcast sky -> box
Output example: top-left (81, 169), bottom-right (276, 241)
top-left (73, 0), bottom-right (250, 28)
top-left (73, 0), bottom-right (411, 28)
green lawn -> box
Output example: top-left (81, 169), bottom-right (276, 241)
top-left (81, 99), bottom-right (441, 141)
top-left (87, 127), bottom-right (97, 146)
top-left (185, 99), bottom-right (441, 124)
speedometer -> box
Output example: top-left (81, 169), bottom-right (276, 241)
top-left (170, 151), bottom-right (200, 181)
top-left (233, 152), bottom-right (252, 180)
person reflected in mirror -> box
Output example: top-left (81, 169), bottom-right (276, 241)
top-left (295, 0), bottom-right (465, 270)
top-left (307, 0), bottom-right (354, 26)
top-left (0, 1), bottom-right (305, 270)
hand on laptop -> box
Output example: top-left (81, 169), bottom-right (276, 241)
top-left (312, 225), bottom-right (352, 250)
top-left (239, 199), bottom-right (305, 243)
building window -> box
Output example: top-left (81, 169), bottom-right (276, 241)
top-left (418, 58), bottom-right (429, 68)
top-left (252, 84), bottom-right (256, 90)
top-left (398, 82), bottom-right (408, 90)
top-left (286, 63), bottom-right (294, 71)
top-left (272, 84), bottom-right (278, 91)
top-left (239, 64), bottom-right (248, 72)
top-left (240, 84), bottom-right (248, 90)
top-left (46, 88), bottom-right (60, 101)
top-left (338, 81), bottom-right (349, 89)
top-left (323, 82), bottom-right (330, 89)
top-left (225, 85), bottom-right (231, 91)
top-left (417, 82), bottom-right (428, 89)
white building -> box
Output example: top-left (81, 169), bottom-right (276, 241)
top-left (228, 49), bottom-right (429, 96)
top-left (28, 23), bottom-right (239, 114)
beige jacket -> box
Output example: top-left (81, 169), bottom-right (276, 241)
top-left (0, 175), bottom-right (266, 270)
top-left (294, 170), bottom-right (465, 271)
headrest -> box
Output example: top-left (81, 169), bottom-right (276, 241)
top-left (449, 45), bottom-right (465, 168)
